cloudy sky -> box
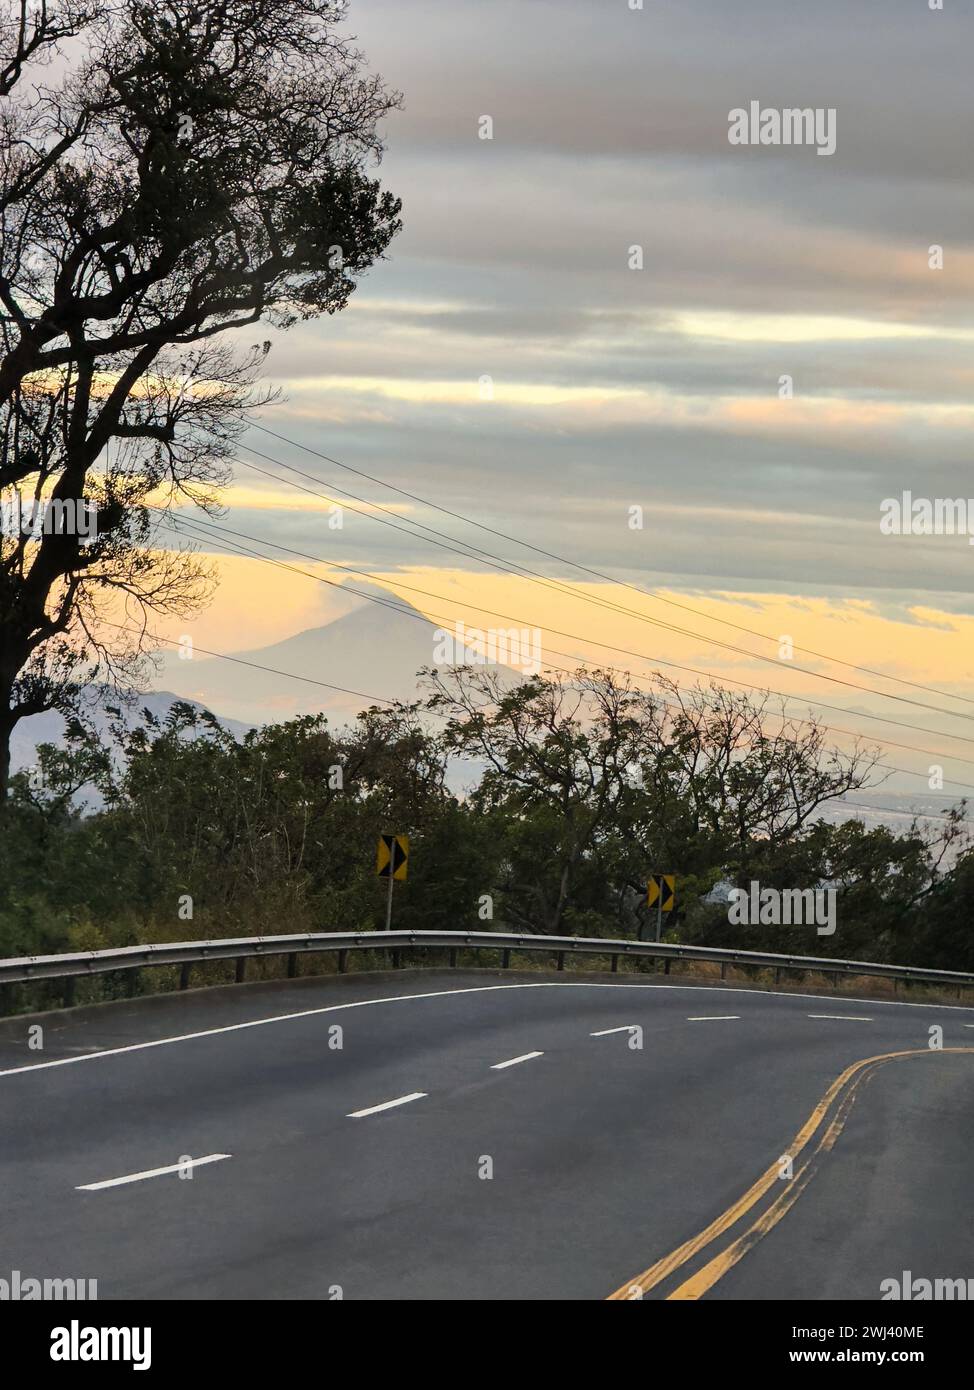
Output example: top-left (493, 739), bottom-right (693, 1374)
top-left (154, 0), bottom-right (974, 801)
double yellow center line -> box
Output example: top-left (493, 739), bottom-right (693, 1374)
top-left (607, 1046), bottom-right (974, 1301)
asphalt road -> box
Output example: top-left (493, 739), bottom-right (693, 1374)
top-left (1, 969), bottom-right (972, 1300)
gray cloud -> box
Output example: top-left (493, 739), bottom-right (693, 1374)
top-left (202, 2), bottom-right (974, 626)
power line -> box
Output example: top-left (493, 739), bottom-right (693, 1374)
top-left (100, 610), bottom-right (973, 829)
top-left (248, 418), bottom-right (974, 712)
top-left (99, 618), bottom-right (394, 706)
top-left (234, 441), bottom-right (974, 727)
top-left (167, 506), bottom-right (974, 759)
top-left (162, 511), bottom-right (974, 796)
top-left (822, 800), bottom-right (968, 826)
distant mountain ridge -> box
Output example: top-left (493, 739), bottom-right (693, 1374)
top-left (9, 581), bottom-right (526, 796)
top-left (149, 580), bottom-right (524, 727)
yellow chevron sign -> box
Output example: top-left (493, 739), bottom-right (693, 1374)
top-left (376, 834), bottom-right (409, 881)
top-left (647, 874), bottom-right (675, 911)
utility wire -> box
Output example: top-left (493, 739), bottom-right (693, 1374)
top-left (162, 511), bottom-right (974, 797)
top-left (167, 505), bottom-right (974, 759)
top-left (248, 419), bottom-right (974, 712)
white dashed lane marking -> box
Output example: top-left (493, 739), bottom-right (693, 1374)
top-left (490, 1052), bottom-right (544, 1070)
top-left (808, 1014), bottom-right (873, 1023)
top-left (347, 1092), bottom-right (427, 1118)
top-left (77, 1154), bottom-right (231, 1191)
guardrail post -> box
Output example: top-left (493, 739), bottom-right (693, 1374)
top-left (6, 936), bottom-right (971, 1012)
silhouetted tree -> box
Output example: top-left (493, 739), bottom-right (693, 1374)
top-left (0, 0), bottom-right (401, 796)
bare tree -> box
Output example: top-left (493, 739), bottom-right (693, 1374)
top-left (637, 676), bottom-right (881, 878)
top-left (0, 0), bottom-right (402, 795)
top-left (426, 665), bottom-right (657, 935)
top-left (426, 665), bottom-right (880, 935)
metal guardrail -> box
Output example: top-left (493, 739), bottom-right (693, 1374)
top-left (1, 930), bottom-right (972, 1010)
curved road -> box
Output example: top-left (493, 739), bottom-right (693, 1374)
top-left (1, 969), bottom-right (972, 1300)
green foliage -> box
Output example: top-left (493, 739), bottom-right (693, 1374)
top-left (0, 669), bottom-right (971, 996)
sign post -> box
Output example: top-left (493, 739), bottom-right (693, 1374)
top-left (376, 834), bottom-right (409, 930)
top-left (646, 874), bottom-right (675, 942)
top-left (385, 862), bottom-right (394, 933)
